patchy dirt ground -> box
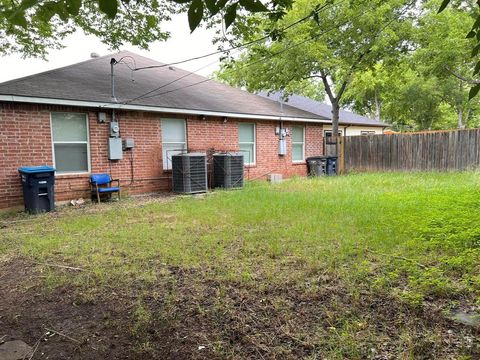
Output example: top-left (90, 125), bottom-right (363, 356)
top-left (1, 258), bottom-right (478, 359)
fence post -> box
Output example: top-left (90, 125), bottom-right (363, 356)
top-left (338, 136), bottom-right (345, 174)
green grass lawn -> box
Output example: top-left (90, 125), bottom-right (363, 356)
top-left (1, 172), bottom-right (480, 359)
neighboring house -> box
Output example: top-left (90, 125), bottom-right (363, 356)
top-left (0, 51), bottom-right (373, 209)
top-left (258, 92), bottom-right (388, 136)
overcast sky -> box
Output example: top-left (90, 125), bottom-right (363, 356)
top-left (0, 13), bottom-right (220, 83)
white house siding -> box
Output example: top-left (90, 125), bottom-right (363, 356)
top-left (323, 125), bottom-right (384, 136)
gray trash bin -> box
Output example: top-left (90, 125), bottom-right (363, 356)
top-left (306, 156), bottom-right (327, 176)
top-left (18, 166), bottom-right (55, 214)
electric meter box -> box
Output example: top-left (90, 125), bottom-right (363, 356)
top-left (108, 137), bottom-right (123, 160)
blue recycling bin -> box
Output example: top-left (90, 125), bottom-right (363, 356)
top-left (18, 166), bottom-right (56, 214)
top-left (326, 156), bottom-right (338, 175)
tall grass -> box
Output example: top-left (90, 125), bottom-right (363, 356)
top-left (2, 172), bottom-right (480, 304)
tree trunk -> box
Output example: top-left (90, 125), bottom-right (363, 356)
top-left (331, 100), bottom-right (340, 156)
top-left (458, 107), bottom-right (465, 129)
top-left (458, 81), bottom-right (465, 129)
top-left (374, 89), bottom-right (381, 121)
top-left (332, 100), bottom-right (340, 137)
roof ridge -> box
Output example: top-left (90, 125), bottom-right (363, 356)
top-left (258, 91), bottom-right (388, 126)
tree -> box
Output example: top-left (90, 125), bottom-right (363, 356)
top-left (414, 1), bottom-right (478, 129)
top-left (438, 0), bottom-right (480, 99)
top-left (0, 0), bottom-right (178, 58)
top-left (344, 1), bottom-right (480, 131)
top-left (342, 62), bottom-right (389, 121)
top-left (0, 0), bottom-right (274, 58)
top-left (217, 0), bottom-right (415, 146)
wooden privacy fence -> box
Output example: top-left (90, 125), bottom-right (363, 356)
top-left (340, 129), bottom-right (480, 173)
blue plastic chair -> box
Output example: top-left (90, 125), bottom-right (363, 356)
top-left (90, 174), bottom-right (121, 203)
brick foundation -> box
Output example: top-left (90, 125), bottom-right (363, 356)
top-left (0, 102), bottom-right (324, 209)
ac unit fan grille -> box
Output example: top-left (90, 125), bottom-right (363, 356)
top-left (172, 154), bottom-right (208, 194)
top-left (213, 154), bottom-right (244, 189)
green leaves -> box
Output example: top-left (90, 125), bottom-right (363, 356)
top-left (469, 84), bottom-right (480, 100)
top-left (466, 30), bottom-right (476, 39)
top-left (188, 0), bottom-right (204, 32)
top-left (98, 0), bottom-right (118, 19)
top-left (224, 3), bottom-right (238, 29)
top-left (66, 0), bottom-right (82, 16)
top-left (474, 61), bottom-right (480, 76)
top-left (146, 15), bottom-right (158, 28)
top-left (239, 0), bottom-right (268, 12)
top-left (471, 43), bottom-right (480, 57)
top-left (9, 11), bottom-right (28, 28)
top-left (437, 0), bottom-right (450, 13)
top-left (205, 0), bottom-right (218, 14)
top-left (184, 0), bottom-right (267, 32)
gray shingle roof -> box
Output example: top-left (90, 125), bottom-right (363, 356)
top-left (0, 51), bottom-right (325, 121)
top-left (258, 92), bottom-right (388, 127)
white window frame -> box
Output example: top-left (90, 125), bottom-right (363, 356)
top-left (324, 129), bottom-right (344, 137)
top-left (238, 123), bottom-right (256, 166)
top-left (361, 130), bottom-right (376, 135)
top-left (292, 125), bottom-right (305, 163)
top-left (161, 118), bottom-right (187, 170)
top-left (50, 112), bottom-right (91, 175)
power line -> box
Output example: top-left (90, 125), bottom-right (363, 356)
top-left (136, 1), bottom-right (411, 102)
top-left (124, 56), bottom-right (232, 105)
top-left (132, 7), bottom-right (374, 102)
top-left (131, 0), bottom-right (342, 72)
top-left (121, 0), bottom-right (341, 104)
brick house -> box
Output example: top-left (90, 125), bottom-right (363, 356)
top-left (0, 51), bottom-right (385, 210)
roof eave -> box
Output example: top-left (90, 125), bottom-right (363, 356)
top-left (0, 95), bottom-right (330, 123)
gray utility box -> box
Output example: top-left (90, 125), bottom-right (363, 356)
top-left (123, 138), bottom-right (134, 150)
top-left (306, 156), bottom-right (327, 176)
top-left (278, 138), bottom-right (287, 156)
top-left (108, 137), bottom-right (123, 160)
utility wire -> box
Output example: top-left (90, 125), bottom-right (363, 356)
top-left (124, 56), bottom-right (232, 104)
top-left (131, 6), bottom-right (374, 102)
top-left (122, 0), bottom-right (341, 104)
top-left (131, 0), bottom-right (341, 72)
top-left (136, 1), bottom-right (410, 102)
top-left (108, 0), bottom-right (402, 107)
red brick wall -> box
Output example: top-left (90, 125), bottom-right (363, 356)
top-left (0, 102), bottom-right (324, 209)
top-left (0, 103), bottom-right (53, 208)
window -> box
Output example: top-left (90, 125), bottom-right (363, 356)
top-left (324, 130), bottom-right (343, 138)
top-left (292, 125), bottom-right (305, 162)
top-left (51, 112), bottom-right (90, 173)
top-left (238, 123), bottom-right (256, 165)
top-left (161, 119), bottom-right (186, 170)
top-left (361, 130), bottom-right (376, 135)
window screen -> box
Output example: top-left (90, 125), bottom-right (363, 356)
top-left (51, 113), bottom-right (89, 173)
top-left (292, 125), bottom-right (305, 162)
top-left (238, 123), bottom-right (255, 165)
top-left (161, 119), bottom-right (187, 170)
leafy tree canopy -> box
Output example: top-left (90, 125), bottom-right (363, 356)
top-left (216, 0), bottom-right (416, 136)
top-left (343, 1), bottom-right (480, 130)
top-left (0, 0), bottom-right (276, 58)
top-left (0, 0), bottom-right (179, 58)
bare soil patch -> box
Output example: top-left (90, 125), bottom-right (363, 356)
top-left (1, 258), bottom-right (478, 359)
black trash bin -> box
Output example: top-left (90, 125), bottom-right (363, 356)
top-left (18, 166), bottom-right (55, 214)
top-left (306, 156), bottom-right (327, 176)
top-left (326, 156), bottom-right (338, 176)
